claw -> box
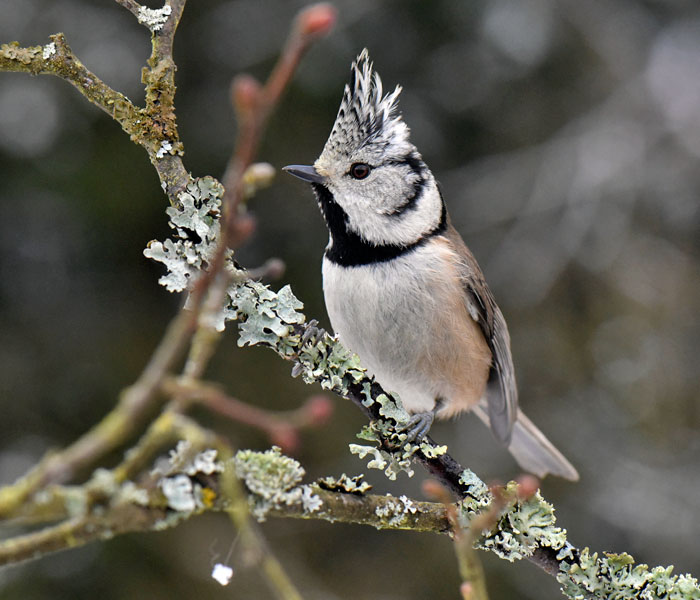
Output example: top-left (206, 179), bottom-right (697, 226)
top-left (397, 411), bottom-right (435, 444)
top-left (301, 319), bottom-right (319, 345)
top-left (301, 319), bottom-right (327, 347)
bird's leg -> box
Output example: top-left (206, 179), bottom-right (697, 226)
top-left (397, 398), bottom-right (444, 443)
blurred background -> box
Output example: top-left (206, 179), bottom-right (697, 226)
top-left (1, 0), bottom-right (699, 598)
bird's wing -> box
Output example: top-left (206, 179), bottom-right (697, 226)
top-left (443, 222), bottom-right (517, 444)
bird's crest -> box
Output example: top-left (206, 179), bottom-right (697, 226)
top-left (319, 49), bottom-right (409, 161)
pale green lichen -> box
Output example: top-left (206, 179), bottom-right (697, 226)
top-left (144, 176), bottom-right (226, 293)
top-left (156, 139), bottom-right (173, 158)
top-left (117, 481), bottom-right (150, 506)
top-left (232, 281), bottom-right (305, 348)
top-left (459, 469), bottom-right (490, 504)
top-left (346, 391), bottom-right (447, 480)
top-left (374, 494), bottom-right (418, 528)
top-left (42, 42), bottom-right (56, 60)
top-left (158, 439), bottom-right (221, 476)
top-left (455, 479), bottom-right (568, 562)
top-left (161, 474), bottom-right (197, 512)
top-left (557, 549), bottom-right (700, 600)
top-left (399, 494), bottom-right (418, 514)
top-left (451, 472), bottom-right (700, 598)
top-left (233, 447), bottom-right (321, 520)
top-left (419, 441), bottom-right (448, 458)
top-left (481, 488), bottom-right (568, 561)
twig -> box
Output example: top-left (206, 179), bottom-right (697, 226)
top-left (113, 0), bottom-right (143, 20)
top-left (162, 378), bottom-right (332, 451)
top-left (220, 462), bottom-right (304, 600)
top-left (169, 3), bottom-right (336, 356)
top-left (0, 507), bottom-right (166, 567)
top-left (112, 411), bottom-right (229, 484)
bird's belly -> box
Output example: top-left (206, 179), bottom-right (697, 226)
top-left (322, 246), bottom-right (491, 416)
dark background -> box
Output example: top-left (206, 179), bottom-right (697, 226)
top-left (1, 1), bottom-right (699, 598)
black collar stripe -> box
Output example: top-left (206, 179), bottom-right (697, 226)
top-left (313, 183), bottom-right (447, 267)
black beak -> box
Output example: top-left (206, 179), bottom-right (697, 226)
top-left (283, 164), bottom-right (326, 184)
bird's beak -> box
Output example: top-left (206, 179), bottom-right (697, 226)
top-left (283, 164), bottom-right (326, 184)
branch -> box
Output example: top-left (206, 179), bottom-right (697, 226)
top-left (0, 15), bottom-right (190, 200)
top-left (0, 447), bottom-right (449, 568)
top-left (162, 377), bottom-right (331, 451)
top-left (218, 282), bottom-right (700, 598)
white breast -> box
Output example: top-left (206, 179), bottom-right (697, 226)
top-left (322, 240), bottom-right (491, 416)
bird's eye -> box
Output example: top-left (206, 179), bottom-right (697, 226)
top-left (349, 163), bottom-right (371, 180)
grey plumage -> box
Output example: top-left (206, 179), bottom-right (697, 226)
top-left (285, 50), bottom-right (578, 481)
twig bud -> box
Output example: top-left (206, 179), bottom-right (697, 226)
top-left (516, 474), bottom-right (539, 500)
top-left (231, 74), bottom-right (262, 119)
top-left (304, 394), bottom-right (333, 425)
top-left (297, 3), bottom-right (337, 39)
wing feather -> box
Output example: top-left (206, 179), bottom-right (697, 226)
top-left (443, 222), bottom-right (517, 444)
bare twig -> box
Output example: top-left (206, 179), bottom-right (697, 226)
top-left (113, 0), bottom-right (143, 20)
top-left (424, 480), bottom-right (490, 600)
top-left (220, 462), bottom-right (304, 600)
top-left (162, 378), bottom-right (332, 451)
top-left (189, 3), bottom-right (336, 312)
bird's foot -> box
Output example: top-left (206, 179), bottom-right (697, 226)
top-left (397, 411), bottom-right (435, 444)
top-left (301, 319), bottom-right (327, 346)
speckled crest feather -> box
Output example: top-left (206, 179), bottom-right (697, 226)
top-left (320, 49), bottom-right (408, 160)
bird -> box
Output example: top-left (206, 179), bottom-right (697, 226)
top-left (284, 49), bottom-right (578, 481)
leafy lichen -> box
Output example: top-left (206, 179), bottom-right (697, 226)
top-left (157, 444), bottom-right (224, 513)
top-left (144, 176), bottom-right (226, 293)
top-left (372, 494), bottom-right (420, 529)
top-left (557, 549), bottom-right (700, 600)
top-left (233, 447), bottom-right (321, 520)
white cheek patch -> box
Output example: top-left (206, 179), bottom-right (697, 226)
top-left (342, 178), bottom-right (443, 247)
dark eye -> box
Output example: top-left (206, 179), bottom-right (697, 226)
top-left (349, 163), bottom-right (371, 180)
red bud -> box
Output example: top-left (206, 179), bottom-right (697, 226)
top-left (270, 426), bottom-right (300, 453)
top-left (516, 474), bottom-right (540, 500)
top-left (297, 3), bottom-right (337, 38)
top-left (305, 394), bottom-right (333, 425)
top-left (231, 74), bottom-right (262, 117)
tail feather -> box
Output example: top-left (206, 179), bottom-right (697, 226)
top-left (473, 404), bottom-right (579, 481)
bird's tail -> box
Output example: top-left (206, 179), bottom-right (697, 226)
top-left (473, 404), bottom-right (579, 481)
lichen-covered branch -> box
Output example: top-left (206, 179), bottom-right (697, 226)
top-left (0, 34), bottom-right (141, 135)
top-left (0, 20), bottom-right (190, 201)
top-left (0, 446), bottom-right (449, 568)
